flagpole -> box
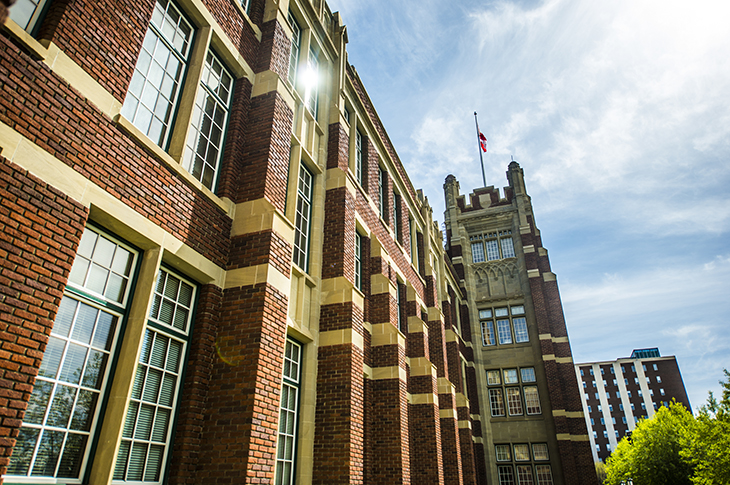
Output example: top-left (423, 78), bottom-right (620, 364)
top-left (474, 111), bottom-right (486, 187)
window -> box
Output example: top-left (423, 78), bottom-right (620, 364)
top-left (535, 465), bottom-right (553, 485)
top-left (592, 431), bottom-right (597, 439)
top-left (488, 367), bottom-right (539, 417)
top-left (495, 444), bottom-right (550, 485)
top-left (521, 368), bottom-right (536, 383)
top-left (489, 389), bottom-right (505, 417)
top-left (9, 0), bottom-right (49, 31)
top-left (240, 0), bottom-right (251, 14)
top-left (378, 167), bottom-right (386, 220)
top-left (634, 377), bottom-right (639, 385)
top-left (114, 268), bottom-right (197, 482)
top-left (480, 306), bottom-right (528, 347)
top-left (619, 404), bottom-right (624, 411)
top-left (496, 444), bottom-right (511, 461)
top-left (660, 388), bottom-right (665, 396)
top-left (293, 165), bottom-right (313, 271)
top-left (590, 418), bottom-right (594, 425)
top-left (600, 368), bottom-right (605, 375)
top-left (624, 378), bottom-right (629, 385)
top-left (612, 417), bottom-right (616, 424)
top-left (498, 466), bottom-right (515, 485)
top-left (469, 230), bottom-right (515, 262)
top-left (590, 369), bottom-right (594, 376)
top-left (603, 380), bottom-right (607, 387)
top-left (396, 281), bottom-right (404, 331)
top-left (393, 192), bottom-right (402, 244)
top-left (600, 418), bottom-right (604, 425)
top-left (343, 106), bottom-right (351, 124)
top-left (580, 369), bottom-right (584, 376)
top-left (305, 47), bottom-right (319, 118)
top-left (582, 382), bottom-right (587, 389)
top-left (622, 417), bottom-right (627, 424)
top-left (524, 387), bottom-right (541, 414)
top-left (603, 431), bottom-right (608, 439)
top-left (631, 403), bottom-right (635, 411)
top-left (657, 376), bottom-right (662, 383)
top-left (182, 51), bottom-right (234, 189)
top-left (121, 0), bottom-right (194, 147)
top-left (653, 364), bottom-right (658, 371)
top-left (594, 393), bottom-right (599, 400)
top-left (643, 364), bottom-right (647, 371)
top-left (597, 405), bottom-right (602, 412)
top-left (627, 391), bottom-right (632, 398)
top-left (354, 232), bottom-right (363, 291)
top-left (610, 367), bottom-right (615, 374)
top-left (287, 12), bottom-right (301, 86)
top-left (592, 381), bottom-right (596, 388)
top-left (587, 405), bottom-right (591, 412)
top-left (472, 241), bottom-right (485, 263)
top-left (7, 227), bottom-right (138, 481)
top-left (638, 390), bottom-right (643, 397)
top-left (646, 376), bottom-right (651, 383)
top-left (613, 379), bottom-right (617, 386)
top-left (609, 404), bottom-right (613, 412)
top-left (355, 130), bottom-right (364, 185)
top-left (275, 339), bottom-right (302, 485)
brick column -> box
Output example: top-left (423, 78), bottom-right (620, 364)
top-left (407, 284), bottom-right (444, 484)
top-left (0, 160), bottom-right (87, 480)
top-left (313, 138), bottom-right (366, 482)
top-left (368, 250), bottom-right (410, 484)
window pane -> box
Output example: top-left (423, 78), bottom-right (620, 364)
top-left (495, 444), bottom-right (511, 461)
top-left (506, 388), bottom-right (523, 415)
top-left (481, 320), bottom-right (496, 346)
top-left (486, 239), bottom-right (500, 260)
top-left (513, 317), bottom-right (529, 343)
top-left (497, 319), bottom-right (512, 344)
top-left (472, 242), bottom-right (485, 263)
top-left (516, 465), bottom-right (534, 485)
top-left (487, 370), bottom-right (501, 386)
top-left (501, 236), bottom-right (515, 258)
top-left (514, 444), bottom-right (530, 461)
top-left (535, 465), bottom-right (553, 485)
top-left (489, 389), bottom-right (505, 417)
top-left (520, 367), bottom-right (536, 383)
top-left (524, 386), bottom-right (542, 415)
top-left (503, 369), bottom-right (518, 384)
top-left (293, 165), bottom-right (313, 271)
top-left (499, 465), bottom-right (515, 485)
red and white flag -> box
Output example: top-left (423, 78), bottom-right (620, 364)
top-left (479, 132), bottom-right (487, 153)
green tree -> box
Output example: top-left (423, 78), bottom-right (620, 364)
top-left (682, 369), bottom-right (730, 485)
top-left (605, 402), bottom-right (695, 485)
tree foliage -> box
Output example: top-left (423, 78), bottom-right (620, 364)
top-left (605, 370), bottom-right (730, 485)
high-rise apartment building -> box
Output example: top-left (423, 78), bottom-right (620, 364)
top-left (0, 0), bottom-right (596, 482)
top-left (443, 165), bottom-right (598, 485)
top-left (575, 348), bottom-right (691, 463)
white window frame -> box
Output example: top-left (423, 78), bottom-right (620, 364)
top-left (292, 164), bottom-right (313, 271)
top-left (275, 338), bottom-right (302, 485)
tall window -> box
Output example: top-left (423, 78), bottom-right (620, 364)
top-left (182, 51), bottom-right (234, 190)
top-left (479, 305), bottom-right (528, 347)
top-left (305, 47), bottom-right (319, 118)
top-left (276, 339), bottom-right (302, 485)
top-left (354, 232), bottom-right (363, 291)
top-left (113, 268), bottom-right (196, 483)
top-left (396, 282), bottom-right (404, 331)
top-left (393, 192), bottom-right (402, 244)
top-left (9, 0), bottom-right (49, 31)
top-left (287, 13), bottom-right (301, 86)
top-left (121, 0), bottom-right (194, 147)
top-left (7, 227), bottom-right (138, 481)
top-left (469, 229), bottom-right (515, 262)
top-left (355, 130), bottom-right (363, 186)
top-left (486, 367), bottom-right (541, 417)
top-left (378, 167), bottom-right (386, 220)
top-left (293, 165), bottom-right (313, 271)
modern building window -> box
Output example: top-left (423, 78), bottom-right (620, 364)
top-left (355, 130), bottom-right (364, 186)
top-left (305, 47), bottom-right (319, 118)
top-left (582, 382), bottom-right (587, 389)
top-left (121, 0), bottom-right (194, 147)
top-left (653, 364), bottom-right (658, 371)
top-left (7, 226), bottom-right (138, 481)
top-left (660, 388), bottom-right (665, 396)
top-left (657, 375), bottom-right (662, 383)
top-left (479, 305), bottom-right (528, 347)
top-left (378, 167), bottom-right (386, 220)
top-left (616, 391), bottom-right (621, 398)
top-left (592, 381), bottom-right (596, 388)
top-left (287, 12), bottom-right (301, 86)
top-left (590, 369), bottom-right (594, 376)
top-left (293, 165), bottom-right (313, 271)
top-left (619, 404), bottom-right (624, 411)
top-left (182, 50), bottom-right (234, 189)
top-left (354, 232), bottom-right (363, 291)
top-left (113, 268), bottom-right (197, 482)
top-left (275, 338), bottom-right (302, 485)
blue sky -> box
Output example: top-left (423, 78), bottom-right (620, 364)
top-left (327, 0), bottom-right (730, 411)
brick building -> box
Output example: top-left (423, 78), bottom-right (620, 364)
top-left (443, 168), bottom-right (598, 485)
top-left (575, 348), bottom-right (691, 463)
top-left (0, 0), bottom-right (595, 483)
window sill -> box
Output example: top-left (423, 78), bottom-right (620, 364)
top-left (114, 114), bottom-right (235, 218)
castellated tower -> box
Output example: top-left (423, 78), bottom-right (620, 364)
top-left (443, 163), bottom-right (598, 485)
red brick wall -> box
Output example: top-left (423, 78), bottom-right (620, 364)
top-left (167, 284), bottom-right (222, 484)
top-left (0, 33), bottom-right (232, 267)
top-left (195, 282), bottom-right (288, 484)
top-left (0, 159), bottom-right (87, 479)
